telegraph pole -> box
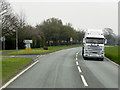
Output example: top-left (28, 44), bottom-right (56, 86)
top-left (3, 36), bottom-right (5, 50)
top-left (16, 27), bottom-right (18, 53)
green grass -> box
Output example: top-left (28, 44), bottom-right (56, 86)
top-left (0, 51), bottom-right (2, 53)
top-left (5, 44), bottom-right (82, 55)
top-left (105, 46), bottom-right (120, 65)
top-left (1, 57), bottom-right (33, 84)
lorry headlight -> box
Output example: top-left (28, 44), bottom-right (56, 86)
top-left (101, 51), bottom-right (104, 54)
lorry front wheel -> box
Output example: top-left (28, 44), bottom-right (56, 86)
top-left (82, 47), bottom-right (84, 56)
top-left (99, 58), bottom-right (104, 61)
top-left (83, 57), bottom-right (88, 60)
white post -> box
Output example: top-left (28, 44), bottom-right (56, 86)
top-left (16, 28), bottom-right (18, 53)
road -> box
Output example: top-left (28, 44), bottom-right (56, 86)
top-left (6, 47), bottom-right (118, 88)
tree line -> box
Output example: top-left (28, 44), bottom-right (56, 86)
top-left (0, 0), bottom-right (119, 50)
top-left (8, 17), bottom-right (85, 49)
top-left (0, 0), bottom-right (85, 50)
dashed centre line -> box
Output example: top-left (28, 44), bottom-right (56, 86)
top-left (81, 75), bottom-right (88, 87)
top-left (75, 51), bottom-right (88, 87)
top-left (77, 66), bottom-right (82, 73)
top-left (76, 61), bottom-right (79, 66)
top-left (76, 58), bottom-right (78, 60)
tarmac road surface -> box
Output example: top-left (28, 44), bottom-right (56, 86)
top-left (6, 47), bottom-right (118, 88)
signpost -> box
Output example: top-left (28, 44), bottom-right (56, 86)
top-left (23, 40), bottom-right (32, 50)
top-left (0, 36), bottom-right (5, 50)
top-left (70, 37), bottom-right (73, 45)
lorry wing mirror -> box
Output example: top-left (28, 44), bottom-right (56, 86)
top-left (105, 39), bottom-right (107, 44)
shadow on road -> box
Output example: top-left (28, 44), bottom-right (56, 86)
top-left (83, 58), bottom-right (104, 61)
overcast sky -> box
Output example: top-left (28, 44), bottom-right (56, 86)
top-left (8, 0), bottom-right (118, 34)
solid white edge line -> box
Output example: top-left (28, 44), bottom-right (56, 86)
top-left (76, 61), bottom-right (79, 66)
top-left (105, 57), bottom-right (119, 66)
top-left (0, 60), bottom-right (39, 89)
top-left (77, 66), bottom-right (82, 73)
top-left (81, 75), bottom-right (88, 87)
top-left (37, 55), bottom-right (39, 58)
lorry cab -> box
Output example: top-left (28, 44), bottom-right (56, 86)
top-left (82, 29), bottom-right (107, 61)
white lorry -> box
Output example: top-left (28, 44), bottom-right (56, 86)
top-left (82, 29), bottom-right (107, 61)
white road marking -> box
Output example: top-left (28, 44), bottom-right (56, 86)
top-left (105, 57), bottom-right (119, 66)
top-left (75, 50), bottom-right (88, 87)
top-left (37, 55), bottom-right (39, 57)
top-left (76, 58), bottom-right (78, 60)
top-left (76, 61), bottom-right (79, 66)
top-left (81, 75), bottom-right (88, 87)
top-left (0, 60), bottom-right (39, 89)
top-left (76, 52), bottom-right (79, 60)
top-left (77, 66), bottom-right (82, 73)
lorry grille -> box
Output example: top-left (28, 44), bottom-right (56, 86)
top-left (88, 46), bottom-right (102, 54)
top-left (88, 46), bottom-right (101, 50)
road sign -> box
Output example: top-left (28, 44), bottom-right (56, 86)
top-left (23, 40), bottom-right (32, 43)
top-left (70, 37), bottom-right (73, 42)
top-left (23, 40), bottom-right (32, 50)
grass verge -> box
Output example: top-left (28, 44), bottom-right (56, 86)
top-left (105, 46), bottom-right (120, 65)
top-left (1, 57), bottom-right (33, 84)
top-left (5, 44), bottom-right (82, 55)
top-left (0, 51), bottom-right (2, 53)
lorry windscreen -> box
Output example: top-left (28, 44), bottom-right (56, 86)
top-left (86, 38), bottom-right (104, 44)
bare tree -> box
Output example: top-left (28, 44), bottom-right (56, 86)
top-left (103, 28), bottom-right (116, 45)
top-left (0, 0), bottom-right (24, 49)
